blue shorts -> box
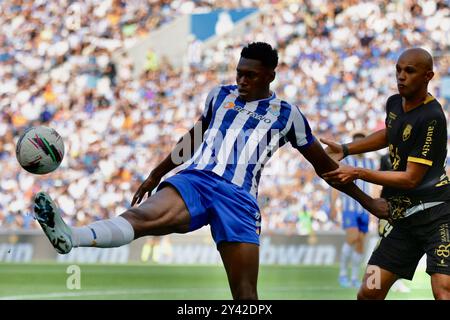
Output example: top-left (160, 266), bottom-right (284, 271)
top-left (342, 211), bottom-right (369, 233)
top-left (158, 169), bottom-right (261, 245)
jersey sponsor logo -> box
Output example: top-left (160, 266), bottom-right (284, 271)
top-left (224, 101), bottom-right (235, 109)
top-left (402, 124), bottom-right (412, 141)
top-left (224, 102), bottom-right (272, 124)
top-left (421, 123), bottom-right (436, 157)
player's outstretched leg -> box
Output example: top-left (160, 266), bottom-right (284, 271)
top-left (33, 191), bottom-right (73, 254)
top-left (33, 186), bottom-right (190, 254)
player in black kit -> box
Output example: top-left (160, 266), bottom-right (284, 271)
top-left (321, 48), bottom-right (450, 299)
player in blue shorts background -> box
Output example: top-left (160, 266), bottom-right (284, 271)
top-left (331, 132), bottom-right (376, 288)
top-left (33, 42), bottom-right (388, 300)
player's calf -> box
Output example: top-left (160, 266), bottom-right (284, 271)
top-left (431, 273), bottom-right (450, 300)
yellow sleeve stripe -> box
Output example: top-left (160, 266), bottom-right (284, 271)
top-left (408, 157), bottom-right (433, 166)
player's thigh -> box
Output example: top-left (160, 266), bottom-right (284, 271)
top-left (358, 265), bottom-right (399, 300)
top-left (369, 218), bottom-right (424, 281)
top-left (122, 185), bottom-right (190, 236)
top-left (431, 273), bottom-right (450, 300)
top-left (354, 231), bottom-right (366, 253)
top-left (218, 242), bottom-right (259, 299)
top-left (345, 227), bottom-right (360, 244)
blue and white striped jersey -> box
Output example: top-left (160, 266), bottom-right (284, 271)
top-left (341, 156), bottom-right (376, 213)
top-left (183, 85), bottom-right (314, 198)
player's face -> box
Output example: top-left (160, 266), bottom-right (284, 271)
top-left (236, 58), bottom-right (274, 102)
top-left (396, 53), bottom-right (433, 99)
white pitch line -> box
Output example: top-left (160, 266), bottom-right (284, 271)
top-left (0, 288), bottom-right (224, 300)
top-left (0, 286), bottom-right (432, 300)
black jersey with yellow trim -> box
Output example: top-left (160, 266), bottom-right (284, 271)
top-left (382, 93), bottom-right (450, 203)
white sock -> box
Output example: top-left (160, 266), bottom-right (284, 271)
top-left (71, 216), bottom-right (135, 248)
top-left (351, 250), bottom-right (363, 281)
top-left (339, 242), bottom-right (353, 277)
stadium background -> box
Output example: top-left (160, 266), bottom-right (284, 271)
top-left (0, 0), bottom-right (449, 299)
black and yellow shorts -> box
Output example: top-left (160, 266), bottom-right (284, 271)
top-left (369, 202), bottom-right (450, 280)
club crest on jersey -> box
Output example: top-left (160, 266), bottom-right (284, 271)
top-left (402, 124), bottom-right (412, 141)
top-left (268, 104), bottom-right (280, 116)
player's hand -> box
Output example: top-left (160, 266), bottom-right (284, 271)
top-left (322, 165), bottom-right (359, 184)
top-left (131, 173), bottom-right (162, 206)
top-left (366, 198), bottom-right (390, 220)
top-left (320, 138), bottom-right (344, 161)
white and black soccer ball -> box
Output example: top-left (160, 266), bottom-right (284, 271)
top-left (16, 126), bottom-right (65, 174)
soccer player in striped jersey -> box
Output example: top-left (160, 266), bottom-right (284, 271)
top-left (331, 132), bottom-right (376, 288)
top-left (33, 42), bottom-right (388, 300)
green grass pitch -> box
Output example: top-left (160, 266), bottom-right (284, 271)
top-left (0, 263), bottom-right (433, 300)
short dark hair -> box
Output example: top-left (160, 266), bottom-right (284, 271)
top-left (241, 42), bottom-right (278, 70)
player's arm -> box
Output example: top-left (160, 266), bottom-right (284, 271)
top-left (131, 118), bottom-right (207, 206)
top-left (150, 118), bottom-right (207, 180)
top-left (322, 161), bottom-right (429, 189)
top-left (323, 115), bottom-right (442, 189)
top-left (321, 129), bottom-right (388, 161)
top-left (300, 139), bottom-right (389, 219)
top-left (132, 87), bottom-right (218, 205)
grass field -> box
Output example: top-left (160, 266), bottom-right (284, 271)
top-left (0, 263), bottom-right (433, 300)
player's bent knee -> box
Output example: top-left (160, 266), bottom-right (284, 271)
top-left (357, 286), bottom-right (369, 300)
top-left (357, 284), bottom-right (386, 300)
top-left (357, 287), bottom-right (376, 300)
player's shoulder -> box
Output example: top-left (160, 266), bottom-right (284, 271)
top-left (204, 85), bottom-right (236, 105)
top-left (276, 97), bottom-right (303, 115)
top-left (207, 84), bottom-right (236, 96)
top-left (426, 95), bottom-right (444, 113)
top-left (265, 94), bottom-right (301, 122)
top-left (386, 94), bottom-right (402, 108)
top-left (281, 99), bottom-right (308, 125)
top-left (218, 84), bottom-right (238, 93)
top-left (419, 95), bottom-right (446, 123)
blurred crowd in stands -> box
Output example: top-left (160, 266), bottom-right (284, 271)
top-left (0, 0), bottom-right (449, 235)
